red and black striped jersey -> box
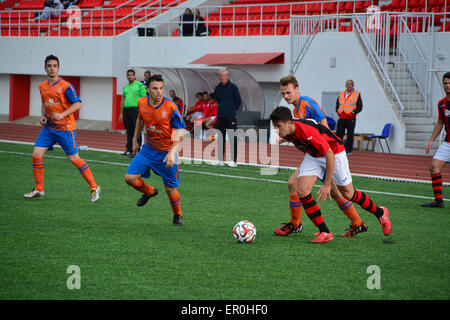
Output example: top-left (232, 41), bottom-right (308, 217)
top-left (285, 119), bottom-right (345, 157)
top-left (437, 97), bottom-right (450, 143)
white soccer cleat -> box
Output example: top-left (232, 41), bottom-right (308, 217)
top-left (209, 160), bottom-right (224, 166)
top-left (90, 186), bottom-right (101, 202)
top-left (23, 189), bottom-right (44, 198)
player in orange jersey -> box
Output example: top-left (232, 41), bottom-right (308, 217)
top-left (24, 55), bottom-right (100, 202)
top-left (124, 74), bottom-right (186, 226)
top-left (273, 75), bottom-right (367, 238)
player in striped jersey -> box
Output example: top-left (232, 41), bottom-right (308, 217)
top-left (421, 72), bottom-right (450, 208)
top-left (270, 107), bottom-right (392, 243)
top-left (273, 76), bottom-right (367, 238)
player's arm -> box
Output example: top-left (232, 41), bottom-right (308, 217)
top-left (132, 116), bottom-right (144, 156)
top-left (164, 107), bottom-right (187, 168)
top-left (319, 118), bottom-right (329, 129)
top-left (317, 148), bottom-right (334, 203)
top-left (164, 128), bottom-right (186, 168)
top-left (51, 102), bottom-right (81, 121)
top-left (119, 96), bottom-right (125, 122)
top-left (40, 103), bottom-right (47, 126)
top-left (425, 119), bottom-right (444, 154)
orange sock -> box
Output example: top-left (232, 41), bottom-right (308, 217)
top-left (32, 156), bottom-right (44, 192)
top-left (71, 157), bottom-right (97, 189)
top-left (336, 196), bottom-right (363, 227)
top-left (289, 193), bottom-right (302, 227)
top-left (130, 178), bottom-right (155, 195)
top-left (168, 189), bottom-right (182, 216)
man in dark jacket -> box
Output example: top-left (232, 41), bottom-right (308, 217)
top-left (214, 68), bottom-right (242, 166)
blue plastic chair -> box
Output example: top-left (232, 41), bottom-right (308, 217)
top-left (367, 123), bottom-right (392, 153)
top-left (326, 116), bottom-right (336, 131)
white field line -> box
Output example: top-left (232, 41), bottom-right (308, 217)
top-left (0, 147), bottom-right (448, 202)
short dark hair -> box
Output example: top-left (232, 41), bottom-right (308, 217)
top-left (126, 69), bottom-right (135, 75)
top-left (45, 54), bottom-right (59, 67)
top-left (443, 72), bottom-right (450, 82)
top-left (144, 70), bottom-right (151, 75)
top-left (148, 74), bottom-right (164, 86)
top-left (270, 106), bottom-right (293, 123)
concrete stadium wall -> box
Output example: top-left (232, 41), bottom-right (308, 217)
top-left (0, 30), bottom-right (449, 153)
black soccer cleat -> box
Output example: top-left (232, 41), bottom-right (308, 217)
top-left (341, 221), bottom-right (368, 238)
top-left (137, 188), bottom-right (159, 207)
top-left (420, 201), bottom-right (444, 208)
top-left (172, 215), bottom-right (183, 226)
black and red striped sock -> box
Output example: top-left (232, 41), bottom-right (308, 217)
top-left (351, 190), bottom-right (384, 219)
top-left (299, 194), bottom-right (330, 233)
top-left (431, 173), bottom-right (443, 203)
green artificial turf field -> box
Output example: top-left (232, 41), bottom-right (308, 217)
top-left (0, 142), bottom-right (449, 300)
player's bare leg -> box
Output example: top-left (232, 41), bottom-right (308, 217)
top-left (125, 173), bottom-right (158, 206)
top-left (330, 181), bottom-right (367, 237)
top-left (421, 158), bottom-right (446, 208)
top-left (297, 175), bottom-right (333, 243)
top-left (68, 153), bottom-right (100, 202)
top-left (165, 185), bottom-right (182, 226)
top-left (24, 147), bottom-right (48, 198)
top-left (273, 169), bottom-right (303, 236)
top-left (339, 183), bottom-right (391, 236)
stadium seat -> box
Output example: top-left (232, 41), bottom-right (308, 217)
top-left (78, 0), bottom-right (104, 9)
top-left (366, 123), bottom-right (392, 153)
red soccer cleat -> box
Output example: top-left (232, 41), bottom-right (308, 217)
top-left (311, 232), bottom-right (334, 243)
top-left (378, 207), bottom-right (392, 236)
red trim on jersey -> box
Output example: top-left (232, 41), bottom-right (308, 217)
top-left (438, 97), bottom-right (450, 143)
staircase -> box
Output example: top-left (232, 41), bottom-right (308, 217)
top-left (385, 54), bottom-right (436, 154)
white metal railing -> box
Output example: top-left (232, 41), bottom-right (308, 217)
top-left (290, 15), bottom-right (322, 74)
top-left (0, 0), bottom-right (448, 38)
top-left (290, 12), bottom-right (441, 116)
top-left (355, 12), bottom-right (435, 115)
top-left (353, 13), bottom-right (406, 114)
top-left (0, 0), bottom-right (184, 36)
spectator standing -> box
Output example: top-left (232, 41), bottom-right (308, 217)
top-left (194, 9), bottom-right (208, 36)
top-left (335, 79), bottom-right (363, 154)
top-left (214, 68), bottom-right (242, 167)
top-left (180, 8), bottom-right (194, 36)
top-left (119, 69), bottom-right (147, 157)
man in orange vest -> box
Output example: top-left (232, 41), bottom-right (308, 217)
top-left (335, 79), bottom-right (363, 154)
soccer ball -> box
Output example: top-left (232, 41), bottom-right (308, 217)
top-left (233, 220), bottom-right (256, 244)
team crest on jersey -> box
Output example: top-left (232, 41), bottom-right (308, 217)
top-left (161, 111), bottom-right (167, 118)
top-left (57, 87), bottom-right (63, 94)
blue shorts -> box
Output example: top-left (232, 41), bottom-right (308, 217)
top-left (35, 126), bottom-right (78, 155)
top-left (126, 144), bottom-right (179, 187)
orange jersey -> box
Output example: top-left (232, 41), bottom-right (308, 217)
top-left (138, 96), bottom-right (186, 152)
top-left (39, 78), bottom-right (81, 131)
